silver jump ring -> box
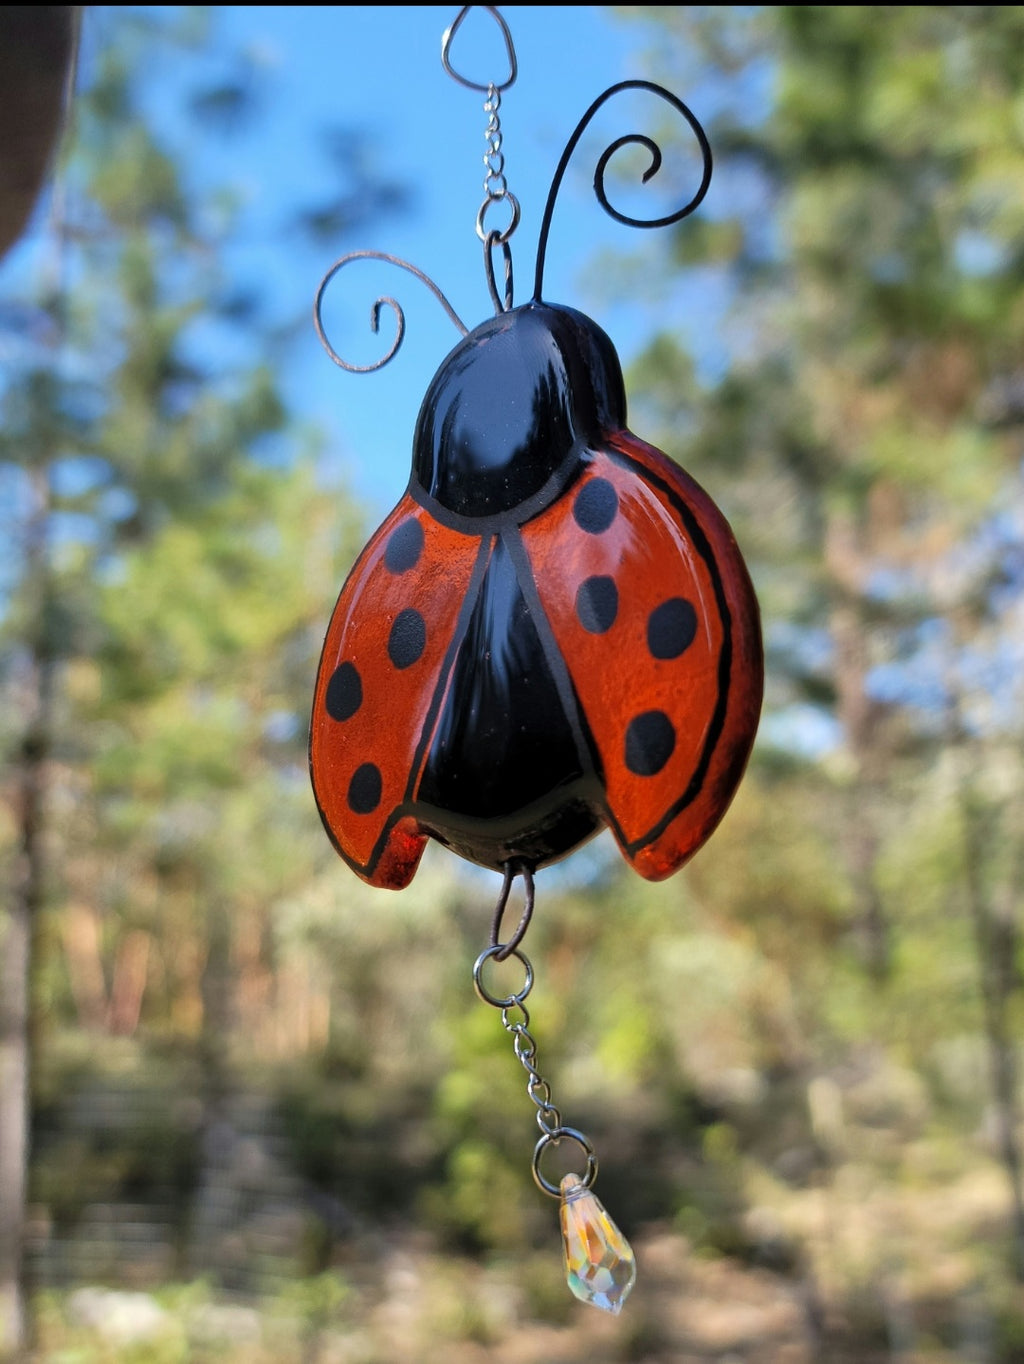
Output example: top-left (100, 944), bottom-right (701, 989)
top-left (473, 944), bottom-right (533, 1008)
top-left (532, 1126), bottom-right (599, 1198)
top-left (476, 192), bottom-right (520, 244)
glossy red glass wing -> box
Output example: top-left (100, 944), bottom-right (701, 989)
top-left (523, 434), bottom-right (763, 881)
top-left (309, 495), bottom-right (481, 888)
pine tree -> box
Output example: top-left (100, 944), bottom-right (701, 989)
top-left (0, 8), bottom-right (403, 1347)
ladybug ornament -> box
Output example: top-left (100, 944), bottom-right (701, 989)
top-left (308, 6), bottom-right (763, 1316)
top-left (309, 297), bottom-right (763, 889)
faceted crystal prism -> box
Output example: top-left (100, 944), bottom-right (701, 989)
top-left (559, 1174), bottom-right (636, 1313)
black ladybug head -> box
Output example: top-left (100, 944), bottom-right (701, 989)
top-left (411, 301), bottom-right (627, 521)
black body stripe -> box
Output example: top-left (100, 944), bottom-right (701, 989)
top-left (500, 523), bottom-right (605, 789)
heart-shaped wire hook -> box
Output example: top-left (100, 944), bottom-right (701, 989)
top-left (441, 5), bottom-right (517, 93)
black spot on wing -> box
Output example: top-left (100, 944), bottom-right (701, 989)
top-left (388, 609), bottom-right (426, 669)
top-left (575, 575), bottom-right (618, 634)
top-left (573, 477), bottom-right (618, 534)
top-left (348, 763), bottom-right (383, 814)
top-left (625, 710), bottom-right (676, 777)
top-left (648, 597), bottom-right (697, 660)
top-left (325, 662), bottom-right (362, 721)
top-left (385, 519), bottom-right (424, 573)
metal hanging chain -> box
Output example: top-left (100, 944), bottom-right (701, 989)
top-left (473, 945), bottom-right (599, 1197)
top-left (475, 81), bottom-right (521, 249)
top-left (474, 866), bottom-right (600, 1200)
top-left (441, 6), bottom-right (520, 312)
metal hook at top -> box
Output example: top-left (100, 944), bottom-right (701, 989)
top-left (442, 6), bottom-right (518, 92)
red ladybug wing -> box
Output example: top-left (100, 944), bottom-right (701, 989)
top-left (522, 434), bottom-right (763, 881)
top-left (309, 494), bottom-right (482, 888)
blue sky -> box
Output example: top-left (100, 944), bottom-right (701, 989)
top-left (52, 5), bottom-right (723, 524)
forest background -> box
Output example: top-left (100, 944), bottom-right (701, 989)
top-left (2, 5), bottom-right (1024, 1362)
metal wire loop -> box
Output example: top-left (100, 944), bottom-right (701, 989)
top-left (532, 1127), bottom-right (599, 1199)
top-left (534, 1102), bottom-right (562, 1138)
top-left (441, 5), bottom-right (518, 92)
top-left (511, 1024), bottom-right (536, 1062)
top-left (503, 1003), bottom-right (530, 1034)
top-left (489, 859), bottom-right (534, 957)
top-left (482, 230), bottom-right (514, 315)
top-left (528, 1075), bottom-right (552, 1107)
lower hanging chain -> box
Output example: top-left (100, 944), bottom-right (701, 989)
top-left (473, 943), bottom-right (598, 1196)
top-left (471, 933), bottom-right (638, 1314)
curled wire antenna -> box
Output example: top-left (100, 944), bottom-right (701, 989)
top-left (313, 73), bottom-right (712, 372)
top-left (313, 250), bottom-right (469, 374)
top-left (532, 80), bottom-right (713, 303)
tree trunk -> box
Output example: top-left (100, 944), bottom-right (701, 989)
top-left (958, 771), bottom-right (1024, 1281)
top-left (183, 900), bottom-right (234, 1282)
top-left (0, 470), bottom-right (54, 1361)
top-left (0, 10), bottom-right (76, 1340)
top-left (0, 847), bottom-right (33, 1362)
top-left (826, 512), bottom-right (891, 982)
